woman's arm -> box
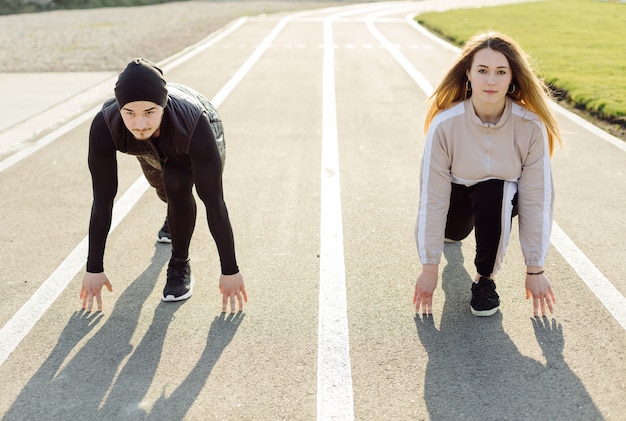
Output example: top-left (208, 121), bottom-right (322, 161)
top-left (517, 121), bottom-right (554, 268)
top-left (518, 121), bottom-right (555, 316)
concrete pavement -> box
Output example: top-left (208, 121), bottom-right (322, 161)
top-left (0, 71), bottom-right (115, 158)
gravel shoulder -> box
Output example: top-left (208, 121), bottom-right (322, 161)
top-left (0, 0), bottom-right (362, 72)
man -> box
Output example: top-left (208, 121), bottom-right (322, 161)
top-left (80, 58), bottom-right (247, 313)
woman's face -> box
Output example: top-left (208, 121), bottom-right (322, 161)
top-left (466, 48), bottom-right (513, 108)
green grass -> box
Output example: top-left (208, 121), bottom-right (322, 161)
top-left (416, 0), bottom-right (626, 123)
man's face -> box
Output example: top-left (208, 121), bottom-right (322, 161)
top-left (120, 101), bottom-right (164, 140)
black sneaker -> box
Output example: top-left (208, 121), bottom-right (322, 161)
top-left (470, 276), bottom-right (500, 317)
top-left (157, 218), bottom-right (171, 243)
top-left (162, 257), bottom-right (194, 302)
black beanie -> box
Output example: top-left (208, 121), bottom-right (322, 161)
top-left (114, 58), bottom-right (168, 108)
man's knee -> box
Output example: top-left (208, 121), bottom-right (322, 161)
top-left (163, 164), bottom-right (194, 199)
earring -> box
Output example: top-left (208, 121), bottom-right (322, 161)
top-left (507, 83), bottom-right (516, 94)
top-left (465, 80), bottom-right (472, 91)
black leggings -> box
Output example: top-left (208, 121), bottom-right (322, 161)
top-left (139, 157), bottom-right (196, 261)
top-left (445, 179), bottom-right (518, 278)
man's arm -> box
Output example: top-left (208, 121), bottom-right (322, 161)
top-left (188, 116), bottom-right (246, 312)
top-left (188, 116), bottom-right (238, 273)
top-left (81, 112), bottom-right (118, 311)
top-left (87, 112), bottom-right (119, 272)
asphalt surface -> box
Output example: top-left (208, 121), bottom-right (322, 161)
top-left (1, 1), bottom-right (625, 420)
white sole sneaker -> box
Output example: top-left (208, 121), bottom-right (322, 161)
top-left (470, 304), bottom-right (500, 317)
top-left (157, 235), bottom-right (171, 244)
top-left (161, 276), bottom-right (195, 302)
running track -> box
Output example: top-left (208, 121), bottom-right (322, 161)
top-left (1, 1), bottom-right (625, 419)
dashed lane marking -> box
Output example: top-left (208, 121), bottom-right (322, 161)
top-left (209, 43), bottom-right (434, 50)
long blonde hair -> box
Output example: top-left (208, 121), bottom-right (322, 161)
top-left (424, 31), bottom-right (561, 156)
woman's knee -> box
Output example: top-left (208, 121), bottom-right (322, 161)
top-left (446, 183), bottom-right (474, 240)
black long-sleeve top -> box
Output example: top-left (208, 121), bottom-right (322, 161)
top-left (86, 84), bottom-right (238, 275)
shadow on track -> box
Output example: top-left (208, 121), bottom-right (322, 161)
top-left (414, 242), bottom-right (603, 421)
top-left (4, 244), bottom-right (244, 420)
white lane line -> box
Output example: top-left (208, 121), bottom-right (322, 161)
top-left (317, 8), bottom-right (362, 421)
top-left (317, 5), bottom-right (428, 418)
top-left (403, 13), bottom-right (460, 53)
top-left (551, 225), bottom-right (626, 331)
top-left (365, 10), bottom-right (434, 96)
top-left (0, 11), bottom-right (302, 368)
top-left (550, 102), bottom-right (626, 153)
top-left (0, 176), bottom-right (149, 365)
top-left (159, 17), bottom-right (247, 72)
top-left (0, 109), bottom-right (98, 173)
top-left (200, 11), bottom-right (310, 108)
top-left (369, 13), bottom-right (626, 331)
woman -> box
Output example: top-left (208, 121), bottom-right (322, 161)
top-left (413, 32), bottom-right (560, 317)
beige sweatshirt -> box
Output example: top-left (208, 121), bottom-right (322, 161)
top-left (415, 97), bottom-right (554, 267)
